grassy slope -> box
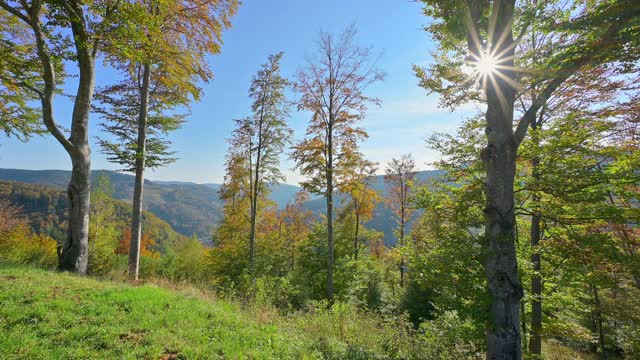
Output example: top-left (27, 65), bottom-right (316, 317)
top-left (0, 264), bottom-right (308, 360)
top-left (0, 264), bottom-right (604, 360)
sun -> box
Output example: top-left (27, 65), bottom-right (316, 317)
top-left (474, 52), bottom-right (498, 78)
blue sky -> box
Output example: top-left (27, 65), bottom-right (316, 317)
top-left (0, 0), bottom-right (475, 185)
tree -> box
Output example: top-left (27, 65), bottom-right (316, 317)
top-left (384, 154), bottom-right (416, 287)
top-left (87, 173), bottom-right (118, 275)
top-left (96, 0), bottom-right (238, 280)
top-left (228, 52), bottom-right (291, 274)
top-left (291, 25), bottom-right (383, 301)
top-left (0, 11), bottom-right (42, 140)
top-left (339, 158), bottom-right (378, 261)
top-left (278, 191), bottom-right (314, 271)
top-left (115, 227), bottom-right (159, 259)
top-left (415, 1), bottom-right (640, 357)
top-left (0, 0), bottom-right (132, 274)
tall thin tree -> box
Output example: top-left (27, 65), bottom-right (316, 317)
top-left (97, 0), bottom-right (238, 280)
top-left (384, 154), bottom-right (416, 287)
top-left (292, 25), bottom-right (383, 301)
top-left (228, 52), bottom-right (291, 274)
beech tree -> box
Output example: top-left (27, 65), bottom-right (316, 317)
top-left (279, 191), bottom-right (314, 271)
top-left (291, 25), bottom-right (383, 301)
top-left (416, 1), bottom-right (640, 357)
top-left (384, 154), bottom-right (416, 287)
top-left (228, 52), bottom-right (291, 274)
top-left (339, 158), bottom-right (378, 261)
top-left (0, 0), bottom-right (130, 274)
top-left (97, 0), bottom-right (238, 280)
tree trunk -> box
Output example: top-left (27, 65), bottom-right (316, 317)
top-left (400, 218), bottom-right (405, 287)
top-left (354, 210), bottom-right (360, 260)
top-left (326, 127), bottom-right (334, 302)
top-left (128, 63), bottom-right (151, 281)
top-left (25, 0), bottom-right (94, 274)
top-left (529, 162), bottom-right (543, 356)
top-left (59, 152), bottom-right (91, 274)
top-left (592, 283), bottom-right (607, 360)
top-left (249, 201), bottom-right (257, 273)
top-left (480, 2), bottom-right (523, 358)
top-left (56, 5), bottom-right (95, 274)
top-left (520, 300), bottom-right (527, 351)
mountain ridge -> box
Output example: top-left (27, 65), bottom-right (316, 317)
top-left (0, 168), bottom-right (445, 245)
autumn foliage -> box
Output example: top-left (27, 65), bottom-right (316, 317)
top-left (116, 228), bottom-right (159, 259)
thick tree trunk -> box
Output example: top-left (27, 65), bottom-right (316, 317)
top-left (58, 9), bottom-right (95, 274)
top-left (59, 152), bottom-right (90, 273)
top-left (24, 1), bottom-right (95, 274)
top-left (482, 133), bottom-right (522, 360)
top-left (128, 63), bottom-right (151, 281)
top-left (480, 2), bottom-right (523, 358)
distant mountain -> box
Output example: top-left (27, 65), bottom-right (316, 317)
top-left (0, 168), bottom-right (445, 246)
top-left (0, 169), bottom-right (223, 241)
top-left (0, 180), bottom-right (186, 251)
top-left (303, 170), bottom-right (445, 246)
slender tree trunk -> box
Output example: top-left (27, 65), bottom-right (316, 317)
top-left (480, 2), bottom-right (523, 358)
top-left (520, 300), bottom-right (527, 352)
top-left (592, 283), bottom-right (607, 360)
top-left (128, 63), bottom-right (151, 281)
top-left (400, 216), bottom-right (405, 287)
top-left (529, 162), bottom-right (543, 356)
top-left (249, 180), bottom-right (258, 274)
top-left (326, 127), bottom-right (334, 302)
top-left (354, 210), bottom-right (360, 260)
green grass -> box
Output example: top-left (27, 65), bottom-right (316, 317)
top-left (0, 263), bottom-right (609, 360)
top-left (0, 264), bottom-right (310, 359)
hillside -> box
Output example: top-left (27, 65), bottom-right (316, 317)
top-left (0, 168), bottom-right (445, 246)
top-left (0, 264), bottom-right (310, 359)
top-left (0, 169), bottom-right (223, 240)
top-left (0, 181), bottom-right (186, 251)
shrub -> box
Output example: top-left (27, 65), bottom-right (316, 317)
top-left (415, 310), bottom-right (485, 360)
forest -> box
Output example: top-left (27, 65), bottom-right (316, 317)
top-left (0, 1), bottom-right (639, 359)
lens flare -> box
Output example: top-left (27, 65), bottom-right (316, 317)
top-left (475, 52), bottom-right (498, 77)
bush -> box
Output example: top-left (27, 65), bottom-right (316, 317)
top-left (0, 205), bottom-right (57, 269)
top-left (400, 280), bottom-right (436, 327)
top-left (415, 311), bottom-right (485, 360)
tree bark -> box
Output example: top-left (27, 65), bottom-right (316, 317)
top-left (479, 1), bottom-right (523, 358)
top-left (529, 138), bottom-right (543, 356)
top-left (47, 1), bottom-right (94, 275)
top-left (326, 133), bottom-right (335, 302)
top-left (353, 210), bottom-right (360, 260)
top-left (592, 283), bottom-right (607, 360)
top-left (400, 211), bottom-right (405, 287)
top-left (59, 150), bottom-right (91, 273)
top-left (128, 63), bottom-right (151, 281)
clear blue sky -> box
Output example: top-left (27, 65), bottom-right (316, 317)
top-left (0, 0), bottom-right (475, 185)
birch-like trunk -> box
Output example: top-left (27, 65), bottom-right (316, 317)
top-left (128, 63), bottom-right (151, 280)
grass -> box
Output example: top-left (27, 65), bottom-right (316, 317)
top-left (0, 263), bottom-right (611, 360)
top-left (0, 264), bottom-right (310, 359)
